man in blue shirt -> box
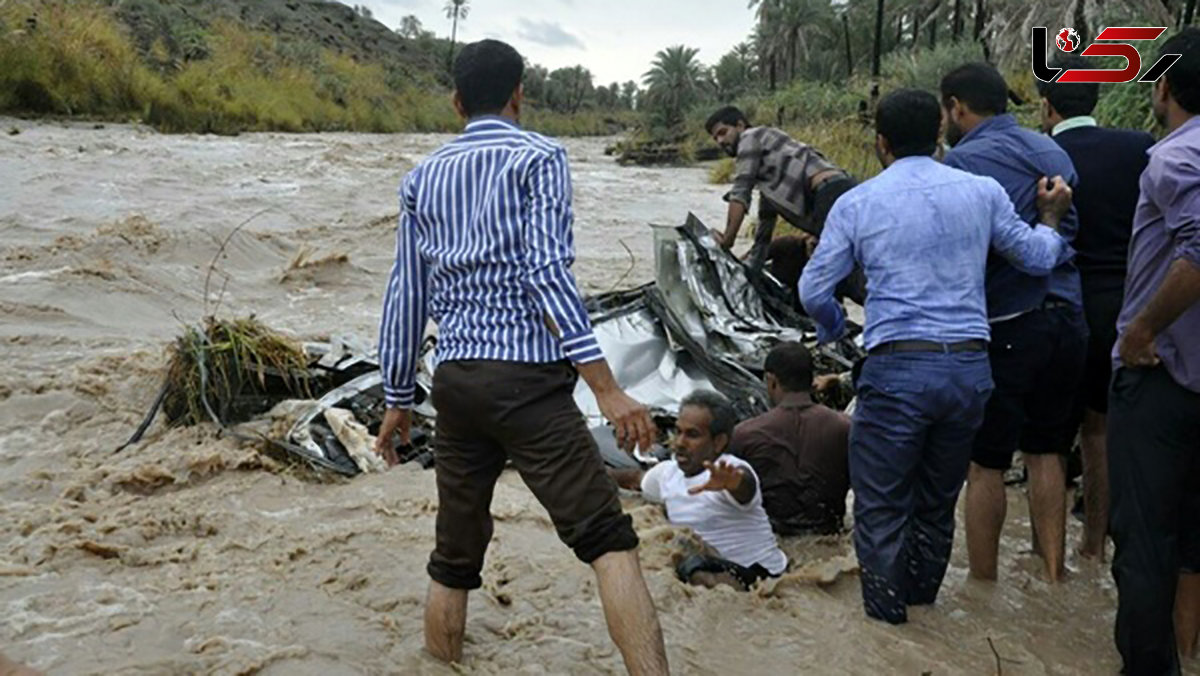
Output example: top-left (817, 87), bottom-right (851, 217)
top-left (1037, 55), bottom-right (1156, 562)
top-left (941, 63), bottom-right (1088, 584)
top-left (1107, 28), bottom-right (1200, 673)
top-left (372, 40), bottom-right (668, 675)
top-left (799, 88), bottom-right (1073, 624)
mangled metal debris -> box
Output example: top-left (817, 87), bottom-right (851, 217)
top-left (124, 214), bottom-right (864, 477)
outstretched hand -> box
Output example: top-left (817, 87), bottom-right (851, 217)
top-left (687, 460), bottom-right (746, 495)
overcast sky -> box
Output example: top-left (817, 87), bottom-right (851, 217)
top-left (357, 0), bottom-right (759, 85)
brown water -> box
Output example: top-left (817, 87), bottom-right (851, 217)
top-left (0, 118), bottom-right (1172, 675)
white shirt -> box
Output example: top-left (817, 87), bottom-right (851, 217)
top-left (641, 454), bottom-right (788, 575)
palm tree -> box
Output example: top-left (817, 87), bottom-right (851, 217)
top-left (642, 45), bottom-right (708, 128)
top-left (444, 0), bottom-right (470, 70)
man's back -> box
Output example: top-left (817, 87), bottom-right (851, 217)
top-left (731, 397), bottom-right (850, 534)
top-left (944, 114), bottom-right (1080, 316)
top-left (381, 116), bottom-right (604, 406)
top-left (807, 156), bottom-right (1051, 347)
top-left (1052, 126), bottom-right (1155, 281)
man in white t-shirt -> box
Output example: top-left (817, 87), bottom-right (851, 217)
top-left (611, 391), bottom-right (788, 590)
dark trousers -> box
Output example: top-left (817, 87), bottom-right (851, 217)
top-left (1108, 366), bottom-right (1200, 676)
top-left (851, 351), bottom-right (994, 624)
top-left (749, 176), bottom-right (867, 306)
top-left (427, 360), bottom-right (639, 590)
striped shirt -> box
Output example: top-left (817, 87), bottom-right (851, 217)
top-left (378, 116), bottom-right (603, 408)
top-left (726, 126), bottom-right (840, 226)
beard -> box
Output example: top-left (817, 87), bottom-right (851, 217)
top-left (720, 132), bottom-right (740, 158)
top-left (944, 120), bottom-right (965, 147)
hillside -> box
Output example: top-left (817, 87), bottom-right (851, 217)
top-left (106, 0), bottom-right (446, 84)
top-left (0, 0), bottom-right (631, 135)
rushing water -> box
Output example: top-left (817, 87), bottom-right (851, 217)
top-left (0, 118), bottom-right (1162, 675)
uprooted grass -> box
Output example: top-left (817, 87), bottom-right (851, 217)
top-left (163, 316), bottom-right (311, 427)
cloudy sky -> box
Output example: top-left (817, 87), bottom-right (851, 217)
top-left (358, 0), bottom-right (759, 86)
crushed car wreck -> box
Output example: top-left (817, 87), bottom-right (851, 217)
top-left (122, 214), bottom-right (865, 476)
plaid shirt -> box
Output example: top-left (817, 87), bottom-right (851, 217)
top-left (725, 126), bottom-right (841, 225)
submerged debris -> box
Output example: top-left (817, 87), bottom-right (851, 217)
top-left (163, 316), bottom-right (312, 427)
top-left (124, 215), bottom-right (864, 478)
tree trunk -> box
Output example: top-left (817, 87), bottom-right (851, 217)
top-left (929, 10), bottom-right (938, 49)
top-left (952, 0), bottom-right (962, 42)
top-left (973, 0), bottom-right (986, 42)
top-left (873, 0), bottom-right (885, 78)
top-left (912, 3), bottom-right (923, 50)
top-left (1071, 0), bottom-right (1089, 44)
top-left (843, 13), bottom-right (854, 76)
top-left (447, 15), bottom-right (458, 72)
top-left (768, 56), bottom-right (776, 92)
top-left (1186, 0), bottom-right (1197, 25)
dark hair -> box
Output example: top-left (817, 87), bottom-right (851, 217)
top-left (1161, 27), bottom-right (1200, 114)
top-left (681, 390), bottom-right (737, 439)
top-left (705, 106), bottom-right (750, 133)
top-left (763, 342), bottom-right (815, 392)
top-left (453, 40), bottom-right (524, 117)
top-left (1036, 55), bottom-right (1099, 118)
top-left (875, 88), bottom-right (941, 158)
top-left (940, 62), bottom-right (1008, 115)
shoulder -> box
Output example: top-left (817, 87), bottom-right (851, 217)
top-left (811, 403), bottom-right (852, 430)
top-left (518, 129), bottom-right (567, 157)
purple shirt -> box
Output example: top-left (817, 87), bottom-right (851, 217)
top-left (1114, 115), bottom-right (1200, 392)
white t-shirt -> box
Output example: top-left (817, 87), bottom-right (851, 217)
top-left (641, 454), bottom-right (788, 575)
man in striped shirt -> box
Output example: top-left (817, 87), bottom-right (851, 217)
top-left (373, 40), bottom-right (668, 674)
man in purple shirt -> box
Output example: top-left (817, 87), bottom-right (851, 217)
top-left (1107, 28), bottom-right (1200, 675)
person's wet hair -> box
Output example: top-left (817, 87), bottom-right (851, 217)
top-left (1037, 55), bottom-right (1099, 118)
top-left (764, 341), bottom-right (815, 392)
top-left (453, 39), bottom-right (524, 117)
top-left (940, 62), bottom-right (1009, 115)
top-left (1161, 27), bottom-right (1200, 114)
top-left (876, 88), bottom-right (942, 158)
top-left (705, 106), bottom-right (750, 134)
top-left (681, 390), bottom-right (737, 439)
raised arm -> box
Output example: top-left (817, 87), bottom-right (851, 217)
top-left (987, 176), bottom-right (1074, 276)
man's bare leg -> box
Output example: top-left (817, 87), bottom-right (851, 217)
top-left (1177, 572), bottom-right (1200, 659)
top-left (424, 580), bottom-right (468, 664)
top-left (592, 550), bottom-right (669, 676)
top-left (966, 463), bottom-right (1006, 581)
top-left (1079, 410), bottom-right (1109, 560)
top-left (1026, 454), bottom-right (1067, 582)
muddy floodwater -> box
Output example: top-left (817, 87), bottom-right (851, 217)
top-left (0, 118), bottom-right (1168, 675)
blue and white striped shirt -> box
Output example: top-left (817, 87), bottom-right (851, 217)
top-left (379, 116), bottom-right (603, 408)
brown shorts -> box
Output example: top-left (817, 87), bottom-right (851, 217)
top-left (427, 360), bottom-right (639, 590)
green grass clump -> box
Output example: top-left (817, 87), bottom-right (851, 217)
top-left (164, 317), bottom-right (310, 427)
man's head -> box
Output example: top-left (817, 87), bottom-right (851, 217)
top-left (874, 88), bottom-right (942, 168)
top-left (763, 342), bottom-right (815, 406)
top-left (673, 391), bottom-right (737, 477)
top-left (1154, 27), bottom-right (1200, 129)
top-left (705, 106), bottom-right (751, 157)
top-left (452, 39), bottom-right (524, 121)
top-left (1036, 55), bottom-right (1099, 133)
top-left (940, 62), bottom-right (1009, 146)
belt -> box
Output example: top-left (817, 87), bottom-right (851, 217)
top-left (869, 339), bottom-right (988, 356)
